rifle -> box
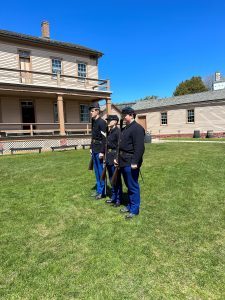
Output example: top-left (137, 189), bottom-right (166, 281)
top-left (111, 165), bottom-right (119, 186)
top-left (88, 118), bottom-right (94, 171)
top-left (111, 119), bottom-right (123, 186)
top-left (100, 126), bottom-right (108, 181)
top-left (101, 162), bottom-right (107, 181)
top-left (88, 157), bottom-right (93, 170)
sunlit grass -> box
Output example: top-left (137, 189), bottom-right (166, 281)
top-left (0, 143), bottom-right (225, 299)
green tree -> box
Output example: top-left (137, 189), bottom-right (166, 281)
top-left (173, 76), bottom-right (208, 96)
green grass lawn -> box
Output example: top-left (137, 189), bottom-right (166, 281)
top-left (0, 144), bottom-right (225, 299)
top-left (161, 137), bottom-right (225, 141)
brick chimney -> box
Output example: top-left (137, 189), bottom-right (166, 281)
top-left (41, 21), bottom-right (50, 39)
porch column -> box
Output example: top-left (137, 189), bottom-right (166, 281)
top-left (106, 97), bottom-right (112, 115)
top-left (57, 94), bottom-right (65, 135)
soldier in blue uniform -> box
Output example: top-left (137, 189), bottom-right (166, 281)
top-left (114, 107), bottom-right (145, 219)
top-left (89, 103), bottom-right (107, 199)
top-left (105, 115), bottom-right (122, 206)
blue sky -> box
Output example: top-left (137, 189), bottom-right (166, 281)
top-left (1, 0), bottom-right (225, 103)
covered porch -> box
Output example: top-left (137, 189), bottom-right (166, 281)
top-left (0, 80), bottom-right (112, 137)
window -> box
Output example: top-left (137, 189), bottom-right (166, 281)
top-left (161, 112), bottom-right (167, 125)
top-left (52, 58), bottom-right (62, 76)
top-left (53, 102), bottom-right (58, 123)
top-left (53, 102), bottom-right (66, 123)
top-left (78, 63), bottom-right (87, 80)
top-left (19, 50), bottom-right (30, 58)
top-left (21, 101), bottom-right (33, 107)
top-left (80, 104), bottom-right (90, 123)
top-left (187, 109), bottom-right (195, 123)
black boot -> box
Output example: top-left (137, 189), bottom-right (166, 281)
top-left (105, 199), bottom-right (115, 204)
top-left (95, 194), bottom-right (106, 200)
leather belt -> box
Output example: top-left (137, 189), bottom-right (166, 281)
top-left (119, 151), bottom-right (133, 156)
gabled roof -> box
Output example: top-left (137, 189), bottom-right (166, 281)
top-left (115, 101), bottom-right (136, 110)
top-left (100, 104), bottom-right (122, 113)
top-left (100, 101), bottom-right (136, 113)
top-left (0, 29), bottom-right (103, 57)
top-left (132, 89), bottom-right (225, 111)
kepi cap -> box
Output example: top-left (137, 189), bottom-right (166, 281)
top-left (121, 106), bottom-right (135, 115)
top-left (89, 102), bottom-right (100, 110)
top-left (105, 114), bottom-right (119, 122)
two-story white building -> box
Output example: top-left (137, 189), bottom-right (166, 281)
top-left (0, 21), bottom-right (112, 153)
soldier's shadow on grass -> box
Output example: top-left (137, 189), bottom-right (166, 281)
top-left (91, 184), bottom-right (129, 206)
top-left (91, 185), bottom-right (96, 191)
top-left (121, 192), bottom-right (129, 206)
top-left (107, 186), bottom-right (129, 206)
top-left (91, 184), bottom-right (112, 198)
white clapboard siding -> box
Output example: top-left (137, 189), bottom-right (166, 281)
top-left (0, 43), bottom-right (20, 83)
top-left (1, 97), bottom-right (21, 124)
top-left (65, 101), bottom-right (80, 123)
top-left (197, 105), bottom-right (225, 131)
top-left (0, 41), bottom-right (99, 89)
top-left (146, 103), bottom-right (225, 135)
top-left (102, 106), bottom-right (121, 120)
top-left (35, 99), bottom-right (54, 125)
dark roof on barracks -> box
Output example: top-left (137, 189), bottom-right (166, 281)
top-left (116, 101), bottom-right (136, 110)
top-left (0, 29), bottom-right (103, 58)
top-left (100, 104), bottom-right (121, 112)
top-left (132, 89), bottom-right (225, 111)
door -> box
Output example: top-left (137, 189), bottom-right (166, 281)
top-left (21, 101), bottom-right (35, 130)
top-left (137, 116), bottom-right (147, 131)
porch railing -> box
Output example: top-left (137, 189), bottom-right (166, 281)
top-left (0, 123), bottom-right (92, 137)
top-left (0, 67), bottom-right (110, 91)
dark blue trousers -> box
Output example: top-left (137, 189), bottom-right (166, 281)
top-left (120, 166), bottom-right (140, 215)
top-left (93, 152), bottom-right (105, 196)
top-left (107, 164), bottom-right (122, 203)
